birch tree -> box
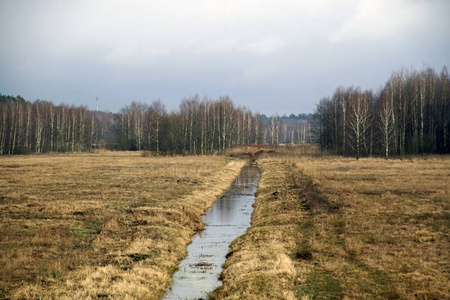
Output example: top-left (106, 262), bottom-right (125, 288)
top-left (150, 99), bottom-right (165, 155)
top-left (348, 92), bottom-right (371, 160)
top-left (378, 92), bottom-right (394, 159)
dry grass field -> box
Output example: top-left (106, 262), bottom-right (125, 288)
top-left (292, 156), bottom-right (449, 299)
top-left (0, 151), bottom-right (245, 299)
top-left (213, 150), bottom-right (449, 299)
top-left (1, 147), bottom-right (448, 299)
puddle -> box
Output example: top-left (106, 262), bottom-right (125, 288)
top-left (162, 164), bottom-right (260, 300)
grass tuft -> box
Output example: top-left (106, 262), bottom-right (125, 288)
top-left (294, 241), bottom-right (313, 260)
top-left (296, 270), bottom-right (342, 299)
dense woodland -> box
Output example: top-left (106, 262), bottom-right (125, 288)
top-left (0, 95), bottom-right (311, 155)
top-left (314, 66), bottom-right (450, 158)
top-left (1, 66), bottom-right (448, 157)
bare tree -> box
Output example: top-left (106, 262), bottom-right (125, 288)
top-left (254, 114), bottom-right (261, 144)
top-left (342, 89), bottom-right (349, 155)
top-left (150, 99), bottom-right (166, 155)
top-left (348, 91), bottom-right (371, 160)
top-left (269, 115), bottom-right (280, 146)
top-left (0, 103), bottom-right (6, 154)
top-left (378, 92), bottom-right (395, 159)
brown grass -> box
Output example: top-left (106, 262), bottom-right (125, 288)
top-left (293, 156), bottom-right (450, 299)
top-left (0, 151), bottom-right (245, 299)
top-left (3, 148), bottom-right (448, 299)
top-left (213, 150), bottom-right (449, 299)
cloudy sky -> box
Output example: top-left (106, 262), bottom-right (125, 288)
top-left (1, 0), bottom-right (449, 115)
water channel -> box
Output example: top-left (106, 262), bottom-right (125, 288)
top-left (162, 164), bottom-right (260, 300)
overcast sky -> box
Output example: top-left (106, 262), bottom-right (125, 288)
top-left (1, 0), bottom-right (449, 115)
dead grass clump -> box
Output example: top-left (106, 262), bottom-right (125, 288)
top-left (226, 144), bottom-right (320, 161)
top-left (140, 150), bottom-right (152, 157)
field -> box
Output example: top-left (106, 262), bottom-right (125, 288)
top-left (212, 151), bottom-right (450, 299)
top-left (0, 152), bottom-right (244, 299)
top-left (1, 148), bottom-right (449, 299)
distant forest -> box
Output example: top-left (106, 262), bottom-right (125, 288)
top-left (1, 66), bottom-right (448, 157)
top-left (313, 66), bottom-right (449, 158)
top-left (0, 95), bottom-right (311, 155)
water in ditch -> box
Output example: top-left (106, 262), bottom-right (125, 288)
top-left (162, 164), bottom-right (260, 300)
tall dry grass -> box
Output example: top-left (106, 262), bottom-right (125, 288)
top-left (0, 151), bottom-right (245, 299)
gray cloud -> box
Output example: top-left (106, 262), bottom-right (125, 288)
top-left (1, 0), bottom-right (449, 115)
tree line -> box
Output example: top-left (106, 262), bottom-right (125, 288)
top-left (5, 65), bottom-right (445, 157)
top-left (0, 97), bottom-right (94, 154)
top-left (313, 66), bottom-right (449, 158)
top-left (0, 94), bottom-right (312, 155)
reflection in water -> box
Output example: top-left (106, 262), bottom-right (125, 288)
top-left (162, 165), bottom-right (260, 300)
